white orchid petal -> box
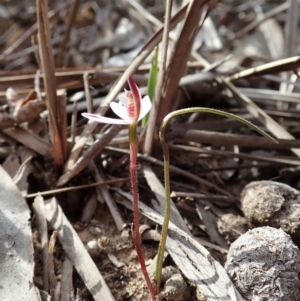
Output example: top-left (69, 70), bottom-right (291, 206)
top-left (82, 113), bottom-right (128, 124)
top-left (110, 102), bottom-right (130, 122)
top-left (138, 96), bottom-right (152, 121)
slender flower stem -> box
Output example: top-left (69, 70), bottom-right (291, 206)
top-left (155, 107), bottom-right (278, 292)
top-left (129, 124), bottom-right (156, 301)
top-left (82, 77), bottom-right (155, 298)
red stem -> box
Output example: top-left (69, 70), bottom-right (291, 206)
top-left (130, 141), bottom-right (156, 300)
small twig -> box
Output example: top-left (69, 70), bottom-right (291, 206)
top-left (227, 55), bottom-right (300, 81)
top-left (0, 1), bottom-right (72, 60)
top-left (231, 1), bottom-right (292, 41)
top-left (60, 257), bottom-right (73, 301)
top-left (25, 177), bottom-right (130, 198)
top-left (90, 162), bottom-right (125, 231)
top-left (57, 124), bottom-right (123, 186)
top-left (169, 144), bottom-right (300, 166)
top-left (57, 0), bottom-right (81, 67)
top-left (170, 128), bottom-right (300, 149)
top-left (80, 193), bottom-right (98, 224)
top-left (195, 202), bottom-right (228, 249)
top-left (0, 23), bottom-right (18, 46)
top-left (56, 92), bottom-right (68, 165)
top-left (3, 127), bottom-right (52, 158)
top-left (125, 0), bottom-right (161, 28)
top-left (32, 195), bottom-right (49, 292)
top-left (171, 191), bottom-right (235, 203)
top-left (70, 99), bottom-right (78, 147)
top-left (224, 80), bottom-right (300, 158)
top-left (83, 72), bottom-right (93, 113)
top-left (48, 231), bottom-right (58, 290)
top-left (283, 0), bottom-right (299, 93)
top-left (252, 2), bottom-right (282, 59)
top-left (34, 69), bottom-right (42, 101)
top-left (13, 155), bottom-right (33, 186)
top-left (143, 0), bottom-right (173, 154)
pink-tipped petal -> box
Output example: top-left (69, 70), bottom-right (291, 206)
top-left (138, 96), bottom-right (152, 121)
top-left (127, 77), bottom-right (141, 122)
top-left (81, 113), bottom-right (128, 124)
top-left (110, 102), bottom-right (130, 122)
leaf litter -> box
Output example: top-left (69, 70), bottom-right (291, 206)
top-left (0, 0), bottom-right (300, 301)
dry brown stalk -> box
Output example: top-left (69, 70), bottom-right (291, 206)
top-left (36, 0), bottom-right (67, 169)
top-left (156, 0), bottom-right (212, 124)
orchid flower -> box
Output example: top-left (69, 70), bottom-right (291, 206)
top-left (82, 77), bottom-right (156, 301)
top-left (82, 78), bottom-right (152, 125)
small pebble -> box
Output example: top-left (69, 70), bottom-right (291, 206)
top-left (225, 227), bottom-right (300, 301)
top-left (241, 181), bottom-right (300, 246)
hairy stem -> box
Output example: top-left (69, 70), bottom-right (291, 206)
top-left (130, 124), bottom-right (156, 300)
top-left (155, 107), bottom-right (277, 292)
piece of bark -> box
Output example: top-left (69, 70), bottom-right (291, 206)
top-left (196, 202), bottom-right (228, 249)
top-left (0, 165), bottom-right (40, 301)
top-left (2, 146), bottom-right (34, 195)
top-left (143, 164), bottom-right (190, 234)
top-left (80, 193), bottom-right (98, 224)
top-left (3, 127), bottom-right (52, 158)
top-left (32, 196), bottom-right (49, 292)
top-left (44, 197), bottom-right (115, 301)
top-left (60, 257), bottom-right (73, 301)
top-left (0, 99), bottom-right (46, 130)
top-left (90, 162), bottom-right (124, 231)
